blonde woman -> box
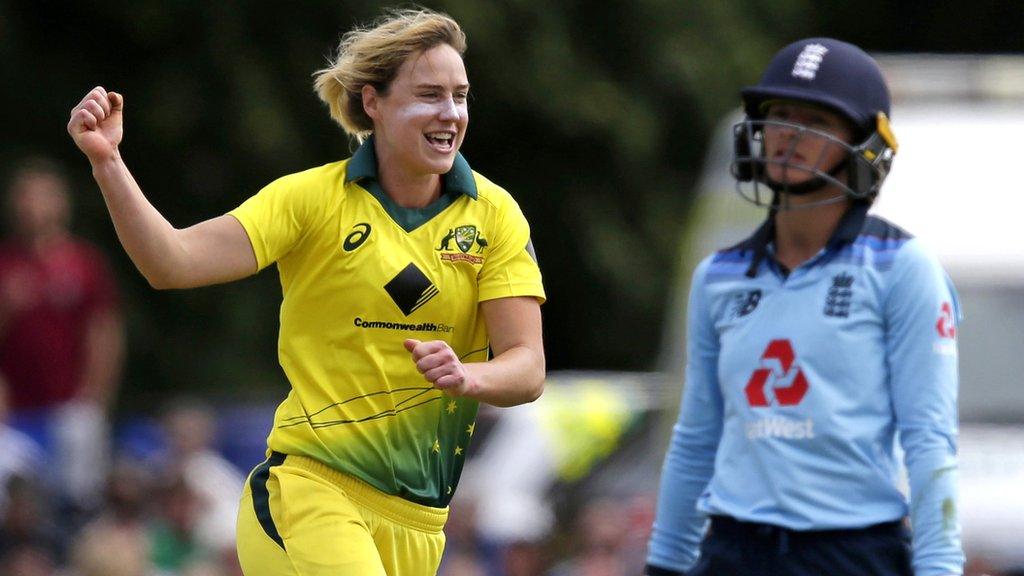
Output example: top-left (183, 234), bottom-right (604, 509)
top-left (67, 9), bottom-right (545, 575)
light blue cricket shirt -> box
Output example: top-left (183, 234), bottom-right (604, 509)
top-left (646, 203), bottom-right (964, 576)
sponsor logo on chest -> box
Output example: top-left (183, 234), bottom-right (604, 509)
top-left (745, 339), bottom-right (810, 407)
top-left (746, 417), bottom-right (815, 440)
top-left (744, 339), bottom-right (817, 441)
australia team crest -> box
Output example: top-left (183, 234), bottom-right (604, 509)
top-left (437, 224), bottom-right (487, 264)
top-left (455, 225), bottom-right (481, 253)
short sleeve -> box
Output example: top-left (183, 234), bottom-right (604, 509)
top-left (477, 193), bottom-right (545, 304)
top-left (228, 175), bottom-right (315, 271)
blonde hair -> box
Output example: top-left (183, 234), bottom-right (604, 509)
top-left (314, 8), bottom-right (467, 140)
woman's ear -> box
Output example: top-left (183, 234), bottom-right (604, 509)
top-left (362, 84), bottom-right (380, 121)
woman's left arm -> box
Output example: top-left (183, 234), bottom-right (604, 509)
top-left (886, 239), bottom-right (964, 576)
top-left (405, 295), bottom-right (544, 407)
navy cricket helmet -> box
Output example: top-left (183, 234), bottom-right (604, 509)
top-left (731, 38), bottom-right (899, 206)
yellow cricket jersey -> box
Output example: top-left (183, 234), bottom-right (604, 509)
top-left (229, 137), bottom-right (544, 507)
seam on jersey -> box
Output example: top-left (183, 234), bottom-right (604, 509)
top-left (877, 237), bottom-right (912, 320)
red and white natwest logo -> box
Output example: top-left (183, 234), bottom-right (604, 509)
top-left (745, 339), bottom-right (810, 407)
top-left (936, 302), bottom-right (956, 339)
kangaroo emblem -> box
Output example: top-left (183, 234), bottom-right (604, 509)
top-left (436, 228), bottom-right (456, 251)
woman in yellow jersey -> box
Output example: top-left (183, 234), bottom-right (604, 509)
top-left (67, 9), bottom-right (545, 575)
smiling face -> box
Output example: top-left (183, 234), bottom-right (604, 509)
top-left (761, 101), bottom-right (854, 186)
top-left (364, 43), bottom-right (469, 181)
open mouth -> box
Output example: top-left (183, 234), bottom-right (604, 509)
top-left (425, 132), bottom-right (455, 152)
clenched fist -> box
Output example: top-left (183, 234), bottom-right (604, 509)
top-left (67, 86), bottom-right (123, 164)
top-left (404, 339), bottom-right (475, 397)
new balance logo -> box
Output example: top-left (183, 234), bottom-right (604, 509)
top-left (384, 263), bottom-right (439, 316)
top-left (792, 43), bottom-right (829, 80)
top-left (732, 289), bottom-right (762, 319)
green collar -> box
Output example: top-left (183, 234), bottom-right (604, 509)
top-left (345, 136), bottom-right (477, 197)
top-left (344, 136), bottom-right (478, 232)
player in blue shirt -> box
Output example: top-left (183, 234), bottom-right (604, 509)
top-left (645, 38), bottom-right (963, 576)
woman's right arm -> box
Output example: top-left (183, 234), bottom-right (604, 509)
top-left (645, 258), bottom-right (723, 575)
top-left (68, 87), bottom-right (257, 289)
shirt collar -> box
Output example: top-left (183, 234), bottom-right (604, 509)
top-left (344, 135), bottom-right (478, 200)
top-left (744, 201), bottom-right (870, 277)
top-left (827, 200), bottom-right (870, 248)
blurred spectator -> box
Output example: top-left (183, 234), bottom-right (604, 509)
top-left (0, 475), bottom-right (63, 570)
top-left (70, 456), bottom-right (153, 576)
top-left (158, 397), bottom-right (245, 553)
top-left (618, 494), bottom-right (656, 570)
top-left (440, 551), bottom-right (489, 576)
top-left (549, 499), bottom-right (632, 576)
top-left (503, 539), bottom-right (551, 576)
top-left (0, 377), bottom-right (47, 516)
top-left (0, 542), bottom-right (58, 576)
top-left (148, 474), bottom-right (217, 576)
top-left (439, 499), bottom-right (505, 576)
top-left (0, 157), bottom-right (124, 517)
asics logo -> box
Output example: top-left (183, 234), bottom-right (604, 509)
top-left (343, 223), bottom-right (371, 252)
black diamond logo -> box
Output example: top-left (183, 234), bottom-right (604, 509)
top-left (385, 263), bottom-right (439, 316)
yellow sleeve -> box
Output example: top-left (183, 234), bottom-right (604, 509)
top-left (477, 191), bottom-right (546, 304)
top-left (228, 173), bottom-right (314, 271)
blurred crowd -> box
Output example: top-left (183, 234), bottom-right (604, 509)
top-left (0, 158), bottom-right (244, 576)
top-left (0, 380), bottom-right (662, 576)
top-left (0, 386), bottom-right (245, 576)
top-left (439, 494), bottom-right (654, 576)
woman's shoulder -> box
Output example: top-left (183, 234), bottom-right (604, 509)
top-left (859, 214), bottom-right (914, 244)
top-left (264, 159), bottom-right (350, 193)
top-left (859, 213), bottom-right (938, 262)
top-left (469, 170), bottom-right (517, 208)
top-left (860, 214), bottom-right (951, 285)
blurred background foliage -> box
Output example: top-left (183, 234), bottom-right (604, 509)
top-left (0, 0), bottom-right (1021, 412)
